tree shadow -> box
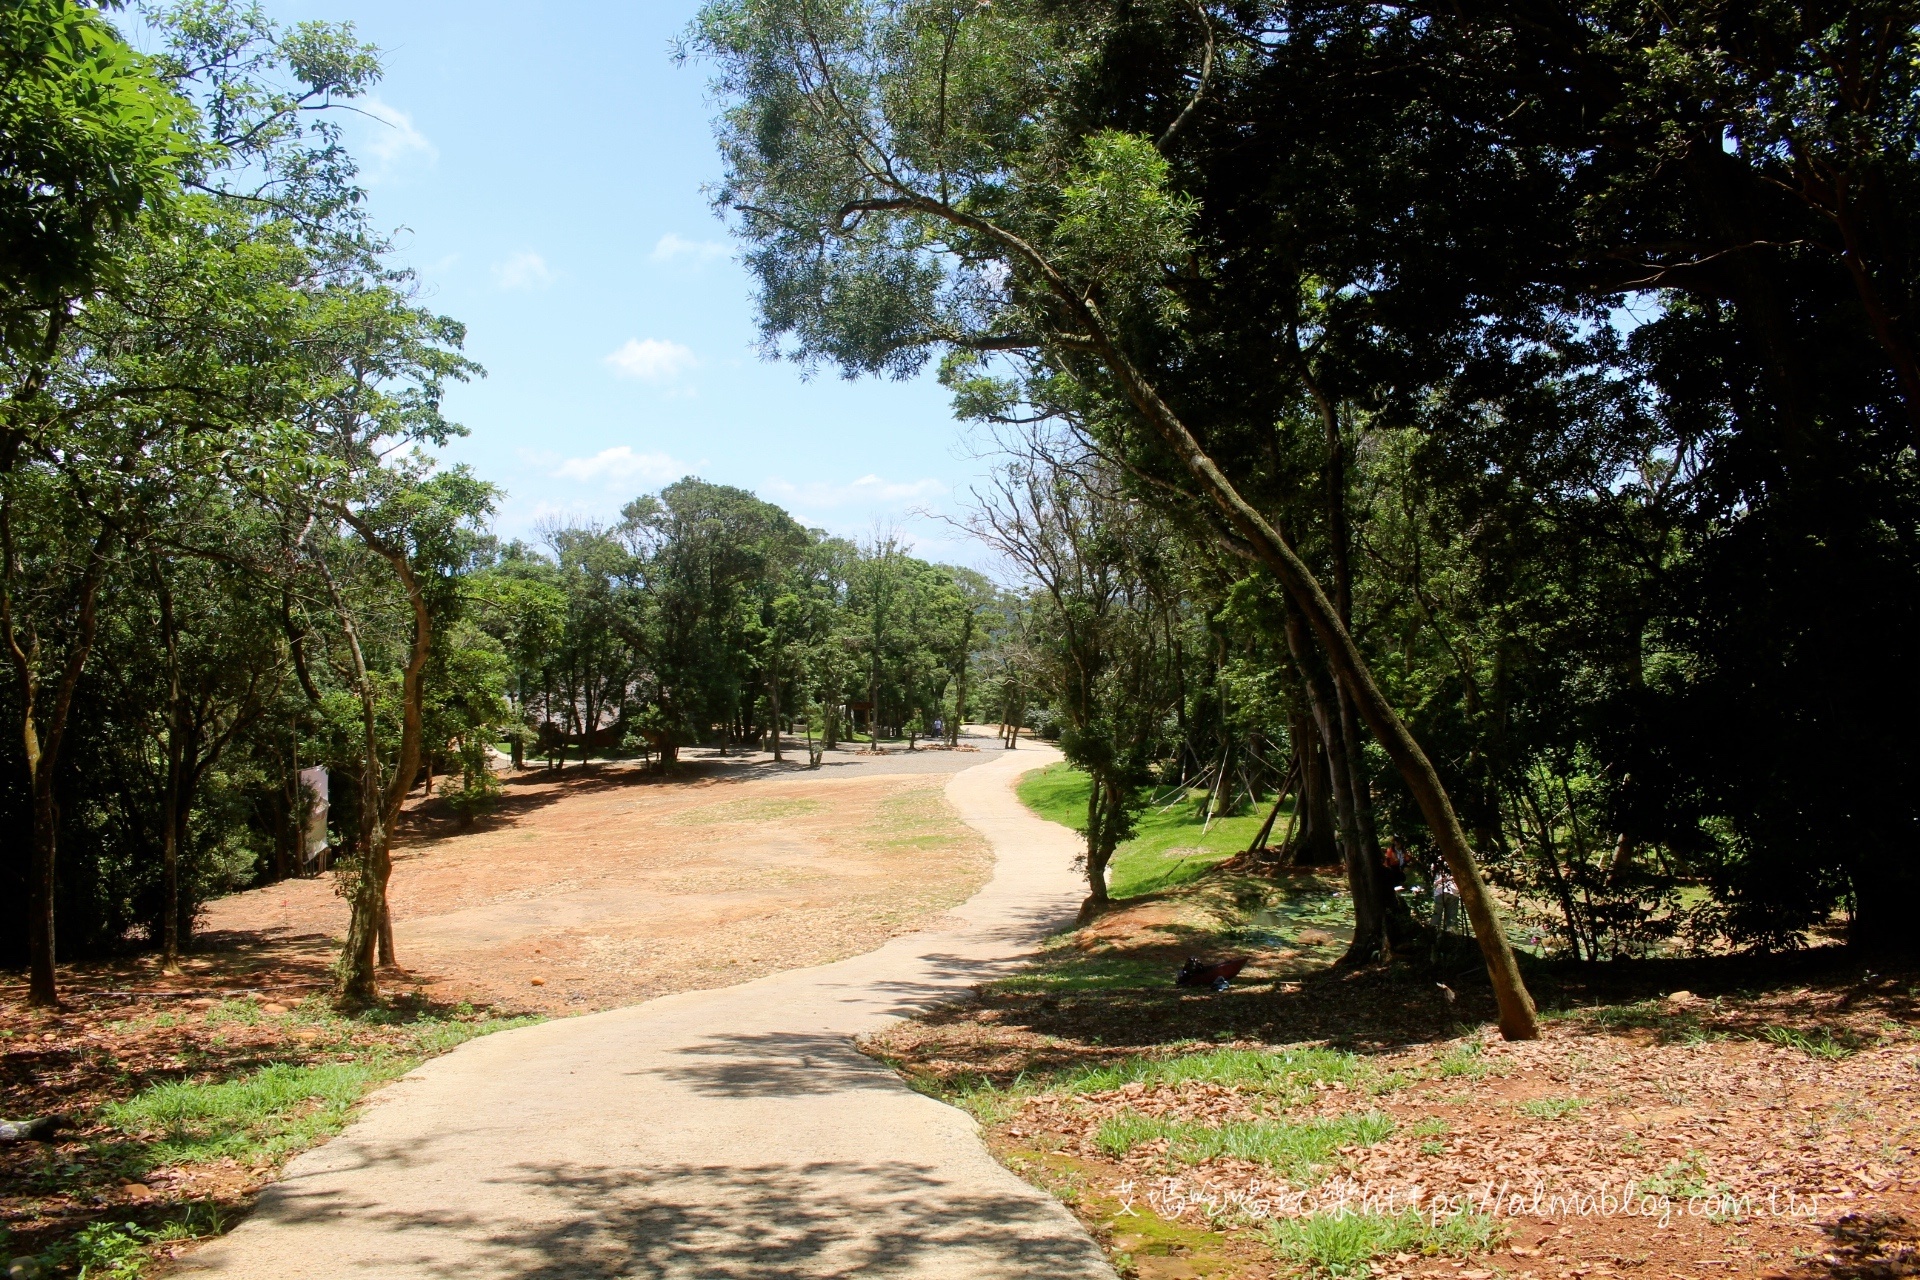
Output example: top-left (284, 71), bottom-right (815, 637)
top-left (644, 1032), bottom-right (905, 1097)
top-left (249, 1155), bottom-right (1111, 1278)
top-left (1786, 1210), bottom-right (1920, 1278)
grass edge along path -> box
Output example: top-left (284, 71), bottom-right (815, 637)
top-left (887, 1041), bottom-right (1507, 1279)
top-left (4, 996), bottom-right (536, 1279)
top-left (1016, 763), bottom-right (1282, 899)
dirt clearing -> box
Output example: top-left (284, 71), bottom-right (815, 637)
top-left (201, 754), bottom-right (995, 1014)
top-left (3, 747), bottom-right (1001, 1272)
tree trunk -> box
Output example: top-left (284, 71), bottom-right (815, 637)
top-left (1286, 607), bottom-right (1388, 965)
top-left (27, 787), bottom-right (58, 1005)
top-left (895, 194), bottom-right (1539, 1033)
top-left (1246, 757), bottom-right (1299, 856)
top-left (329, 513), bottom-right (436, 1004)
top-left (156, 560), bottom-right (184, 971)
top-left (768, 662), bottom-right (783, 761)
top-left (1291, 707), bottom-right (1339, 865)
top-left (6, 519), bottom-right (115, 1008)
top-left (952, 656), bottom-right (967, 745)
top-left (1079, 771), bottom-right (1119, 921)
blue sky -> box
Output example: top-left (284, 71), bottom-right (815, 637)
top-left (238, 1), bottom-right (991, 565)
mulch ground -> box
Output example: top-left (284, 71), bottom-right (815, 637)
top-left (0, 951), bottom-right (499, 1268)
top-left (865, 874), bottom-right (1920, 1280)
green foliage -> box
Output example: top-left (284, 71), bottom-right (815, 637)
top-left (1059, 1045), bottom-right (1367, 1103)
top-left (100, 1008), bottom-right (534, 1167)
top-left (1267, 1210), bottom-right (1504, 1278)
top-left (690, 0), bottom-right (1920, 962)
top-left (1017, 763), bottom-right (1275, 898)
top-left (1053, 131), bottom-right (1194, 317)
top-left (1095, 1109), bottom-right (1394, 1184)
top-left (0, 0), bottom-right (192, 326)
top-left (1758, 1025), bottom-right (1861, 1061)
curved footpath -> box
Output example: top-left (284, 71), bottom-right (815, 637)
top-left (181, 745), bottom-right (1115, 1280)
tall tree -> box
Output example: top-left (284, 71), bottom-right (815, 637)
top-left (689, 0), bottom-right (1542, 1034)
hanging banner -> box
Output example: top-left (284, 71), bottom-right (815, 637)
top-left (298, 765), bottom-right (329, 862)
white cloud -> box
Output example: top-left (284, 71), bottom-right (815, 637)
top-left (761, 474), bottom-right (947, 509)
top-left (492, 251), bottom-right (554, 291)
top-left (552, 446), bottom-right (689, 486)
top-left (605, 337), bottom-right (698, 383)
top-left (358, 97), bottom-right (437, 174)
top-left (649, 233), bottom-right (729, 266)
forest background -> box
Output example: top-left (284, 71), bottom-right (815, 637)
top-left (5, 0), bottom-right (1918, 1037)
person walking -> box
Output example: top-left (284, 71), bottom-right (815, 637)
top-left (1432, 865), bottom-right (1461, 933)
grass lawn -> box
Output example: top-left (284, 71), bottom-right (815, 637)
top-left (2, 987), bottom-right (535, 1277)
top-left (1016, 762), bottom-right (1287, 897)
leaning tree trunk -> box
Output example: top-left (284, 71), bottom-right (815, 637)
top-left (1246, 756), bottom-right (1300, 856)
top-left (920, 201), bottom-right (1538, 1036)
top-left (1286, 609), bottom-right (1387, 963)
top-left (1076, 296), bottom-right (1538, 1037)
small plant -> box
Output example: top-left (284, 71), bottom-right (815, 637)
top-left (1268, 1209), bottom-right (1504, 1278)
top-left (1434, 1041), bottom-right (1497, 1080)
top-left (912, 1070), bottom-right (1031, 1126)
top-left (437, 738), bottom-right (503, 825)
top-left (1758, 1025), bottom-right (1859, 1060)
top-left (1640, 1149), bottom-right (1717, 1199)
top-left (1518, 1096), bottom-right (1588, 1120)
top-left (66, 1220), bottom-right (150, 1279)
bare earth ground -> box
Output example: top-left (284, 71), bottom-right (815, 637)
top-left (0, 738), bottom-right (1005, 1267)
top-left (202, 742), bottom-right (1000, 1015)
top-left (866, 867), bottom-right (1920, 1280)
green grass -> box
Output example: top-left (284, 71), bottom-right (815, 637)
top-left (900, 1070), bottom-right (1034, 1126)
top-left (103, 1061), bottom-right (392, 1166)
top-left (1267, 1209), bottom-right (1504, 1278)
top-left (1017, 764), bottom-right (1283, 897)
top-left (1517, 1095), bottom-right (1589, 1119)
top-left (1758, 1024), bottom-right (1861, 1060)
top-left (1430, 1041), bottom-right (1505, 1080)
top-left (1095, 1109), bottom-right (1395, 1184)
top-left (1057, 1045), bottom-right (1371, 1102)
top-left (99, 1004), bottom-right (536, 1170)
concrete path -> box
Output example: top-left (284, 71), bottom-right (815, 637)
top-left (181, 745), bottom-right (1114, 1279)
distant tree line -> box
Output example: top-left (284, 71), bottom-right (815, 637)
top-left (485, 480), bottom-right (1010, 769)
